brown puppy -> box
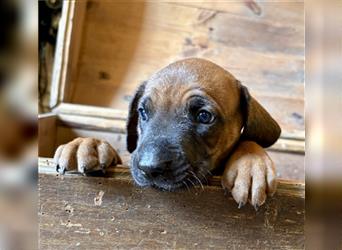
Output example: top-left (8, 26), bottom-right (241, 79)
top-left (53, 58), bottom-right (281, 208)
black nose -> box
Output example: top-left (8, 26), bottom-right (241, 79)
top-left (137, 148), bottom-right (173, 178)
top-left (138, 164), bottom-right (165, 178)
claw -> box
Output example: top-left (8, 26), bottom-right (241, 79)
top-left (254, 204), bottom-right (259, 211)
top-left (56, 164), bottom-right (66, 175)
top-left (238, 202), bottom-right (244, 209)
top-left (100, 164), bottom-right (106, 174)
top-left (223, 188), bottom-right (228, 196)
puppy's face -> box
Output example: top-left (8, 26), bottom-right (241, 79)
top-left (126, 59), bottom-right (280, 191)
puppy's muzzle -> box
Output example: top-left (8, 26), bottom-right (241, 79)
top-left (136, 140), bottom-right (185, 181)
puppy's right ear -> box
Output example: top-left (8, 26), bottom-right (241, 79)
top-left (240, 84), bottom-right (281, 148)
top-left (126, 81), bottom-right (146, 153)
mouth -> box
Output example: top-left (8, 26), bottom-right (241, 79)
top-left (132, 163), bottom-right (209, 192)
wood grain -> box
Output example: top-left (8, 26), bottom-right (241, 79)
top-left (39, 172), bottom-right (304, 249)
top-left (65, 1), bottom-right (304, 133)
top-left (50, 0), bottom-right (86, 108)
top-left (38, 113), bottom-right (57, 157)
top-left (39, 157), bottom-right (305, 197)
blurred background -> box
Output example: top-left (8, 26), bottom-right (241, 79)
top-left (0, 0), bottom-right (37, 249)
top-left (0, 0), bottom-right (341, 249)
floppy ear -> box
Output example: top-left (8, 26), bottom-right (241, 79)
top-left (126, 81), bottom-right (146, 153)
top-left (240, 84), bottom-right (281, 148)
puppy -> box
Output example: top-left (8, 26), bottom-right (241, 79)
top-left (53, 58), bottom-right (281, 208)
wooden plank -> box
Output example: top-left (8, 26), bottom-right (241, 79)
top-left (170, 1), bottom-right (304, 27)
top-left (67, 1), bottom-right (304, 133)
top-left (54, 103), bottom-right (128, 120)
top-left (38, 172), bottom-right (304, 249)
top-left (39, 157), bottom-right (304, 197)
top-left (269, 138), bottom-right (304, 154)
top-left (50, 0), bottom-right (86, 108)
top-left (38, 113), bottom-right (57, 157)
top-left (54, 111), bottom-right (304, 154)
top-left (268, 151), bottom-right (304, 181)
top-left (74, 2), bottom-right (304, 102)
top-left (57, 114), bottom-right (126, 133)
top-left (54, 103), bottom-right (304, 140)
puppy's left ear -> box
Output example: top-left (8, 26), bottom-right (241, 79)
top-left (126, 81), bottom-right (146, 153)
top-left (240, 83), bottom-right (281, 148)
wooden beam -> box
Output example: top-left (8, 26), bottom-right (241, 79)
top-left (39, 157), bottom-right (304, 198)
top-left (39, 160), bottom-right (304, 249)
top-left (50, 1), bottom-right (87, 108)
top-left (52, 107), bottom-right (305, 154)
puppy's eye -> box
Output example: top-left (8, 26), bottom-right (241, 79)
top-left (138, 107), bottom-right (148, 121)
top-left (196, 110), bottom-right (214, 124)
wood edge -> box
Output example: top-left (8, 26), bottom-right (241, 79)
top-left (38, 113), bottom-right (58, 119)
top-left (38, 157), bottom-right (304, 198)
top-left (49, 1), bottom-right (87, 108)
top-left (56, 113), bottom-right (127, 133)
top-left (53, 103), bottom-right (128, 120)
top-left (50, 1), bottom-right (73, 108)
top-left (51, 104), bottom-right (305, 152)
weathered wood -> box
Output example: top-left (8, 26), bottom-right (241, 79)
top-left (39, 157), bottom-right (304, 197)
top-left (39, 172), bottom-right (304, 249)
top-left (54, 102), bottom-right (304, 139)
top-left (53, 112), bottom-right (304, 154)
top-left (38, 113), bottom-right (57, 157)
top-left (51, 1), bottom-right (304, 133)
top-left (74, 1), bottom-right (304, 99)
top-left (50, 0), bottom-right (86, 108)
top-left (269, 138), bottom-right (304, 154)
top-left (54, 103), bottom-right (128, 120)
top-left (268, 151), bottom-right (304, 181)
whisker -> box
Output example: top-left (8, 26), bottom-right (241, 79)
top-left (182, 180), bottom-right (190, 192)
top-left (187, 177), bottom-right (196, 189)
top-left (201, 167), bottom-right (213, 176)
top-left (198, 170), bottom-right (208, 185)
top-left (189, 170), bottom-right (204, 191)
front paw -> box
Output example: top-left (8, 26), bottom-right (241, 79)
top-left (221, 141), bottom-right (277, 209)
top-left (53, 137), bottom-right (122, 175)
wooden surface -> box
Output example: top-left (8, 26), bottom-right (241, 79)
top-left (63, 1), bottom-right (304, 134)
top-left (39, 161), bottom-right (304, 249)
top-left (38, 113), bottom-right (57, 157)
top-left (50, 0), bottom-right (86, 108)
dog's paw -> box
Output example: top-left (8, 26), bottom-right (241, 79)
top-left (221, 141), bottom-right (277, 209)
top-left (53, 137), bottom-right (122, 175)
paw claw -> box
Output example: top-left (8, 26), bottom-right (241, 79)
top-left (100, 164), bottom-right (106, 174)
top-left (56, 165), bottom-right (66, 175)
top-left (238, 202), bottom-right (244, 209)
top-left (254, 204), bottom-right (259, 211)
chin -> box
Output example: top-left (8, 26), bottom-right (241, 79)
top-left (152, 181), bottom-right (185, 192)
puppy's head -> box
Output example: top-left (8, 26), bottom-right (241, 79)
top-left (127, 58), bottom-right (281, 191)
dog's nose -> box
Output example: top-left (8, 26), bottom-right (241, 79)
top-left (137, 149), bottom-right (172, 178)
